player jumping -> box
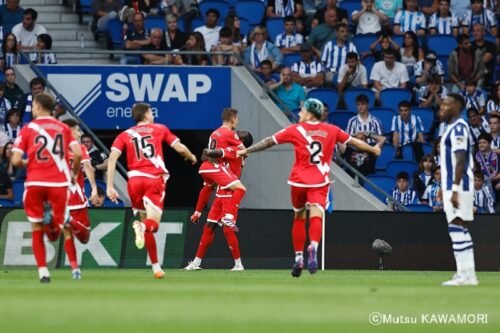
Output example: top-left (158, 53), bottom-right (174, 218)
top-left (106, 103), bottom-right (197, 279)
top-left (439, 94), bottom-right (478, 286)
top-left (185, 130), bottom-right (253, 271)
top-left (238, 98), bottom-right (381, 277)
top-left (11, 93), bottom-right (82, 283)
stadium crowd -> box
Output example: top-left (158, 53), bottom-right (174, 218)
top-left (0, 0), bottom-right (499, 212)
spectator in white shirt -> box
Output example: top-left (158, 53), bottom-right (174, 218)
top-left (11, 8), bottom-right (47, 51)
top-left (195, 8), bottom-right (222, 52)
top-left (370, 48), bottom-right (409, 101)
top-left (337, 52), bottom-right (368, 92)
top-left (352, 0), bottom-right (388, 35)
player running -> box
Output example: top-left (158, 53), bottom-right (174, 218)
top-left (198, 108), bottom-right (246, 230)
top-left (185, 130), bottom-right (253, 271)
top-left (11, 93), bottom-right (82, 283)
top-left (238, 98), bottom-right (381, 277)
top-left (106, 103), bottom-right (197, 279)
top-left (439, 94), bottom-right (478, 286)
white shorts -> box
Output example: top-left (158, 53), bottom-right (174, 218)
top-left (442, 190), bottom-right (474, 223)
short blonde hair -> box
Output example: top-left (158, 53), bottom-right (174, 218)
top-left (251, 26), bottom-right (268, 40)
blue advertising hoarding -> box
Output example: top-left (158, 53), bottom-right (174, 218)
top-left (38, 66), bottom-right (231, 130)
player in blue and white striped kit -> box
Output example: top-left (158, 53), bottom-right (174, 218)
top-left (439, 93), bottom-right (478, 286)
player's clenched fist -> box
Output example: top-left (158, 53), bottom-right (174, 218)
top-left (107, 187), bottom-right (119, 203)
top-left (190, 211), bottom-right (201, 223)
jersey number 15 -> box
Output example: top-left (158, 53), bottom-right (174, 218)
top-left (131, 135), bottom-right (155, 160)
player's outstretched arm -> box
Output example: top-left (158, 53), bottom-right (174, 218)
top-left (347, 137), bottom-right (382, 156)
top-left (172, 142), bottom-right (197, 165)
top-left (70, 143), bottom-right (82, 181)
top-left (83, 160), bottom-right (99, 205)
top-left (238, 137), bottom-right (276, 157)
top-left (106, 149), bottom-right (121, 203)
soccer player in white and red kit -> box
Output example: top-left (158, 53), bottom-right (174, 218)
top-left (197, 108), bottom-right (246, 229)
top-left (11, 93), bottom-right (82, 283)
top-left (106, 103), bottom-right (197, 279)
top-left (185, 131), bottom-right (253, 271)
top-left (238, 98), bottom-right (381, 277)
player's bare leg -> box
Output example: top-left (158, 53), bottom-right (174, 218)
top-left (31, 222), bottom-right (50, 283)
top-left (291, 209), bottom-right (307, 278)
top-left (306, 205), bottom-right (324, 275)
top-left (136, 203), bottom-right (164, 279)
top-left (221, 181), bottom-right (246, 231)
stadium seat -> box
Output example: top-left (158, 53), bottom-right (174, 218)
top-left (107, 18), bottom-right (124, 49)
top-left (328, 111), bottom-right (356, 129)
top-left (353, 34), bottom-right (377, 54)
top-left (364, 174), bottom-right (395, 202)
top-left (12, 180), bottom-right (25, 206)
top-left (177, 16), bottom-right (185, 32)
top-left (369, 107), bottom-right (396, 135)
top-left (307, 88), bottom-right (339, 110)
top-left (144, 16), bottom-right (166, 31)
top-left (406, 204), bottom-right (434, 212)
top-left (85, 179), bottom-right (107, 196)
top-left (266, 17), bottom-right (284, 42)
top-left (235, 0), bottom-right (266, 26)
top-left (422, 142), bottom-right (433, 155)
top-left (380, 88), bottom-right (411, 112)
top-left (79, 0), bottom-right (93, 16)
top-left (284, 53), bottom-right (301, 68)
top-left (238, 18), bottom-right (250, 36)
top-left (427, 35), bottom-right (457, 57)
top-left (339, 1), bottom-right (359, 26)
top-left (375, 144), bottom-right (395, 172)
top-left (402, 144), bottom-right (415, 161)
top-left (344, 88), bottom-right (375, 112)
top-left (438, 55), bottom-right (449, 79)
top-left (0, 199), bottom-right (15, 207)
top-left (199, 0), bottom-right (230, 21)
top-left (191, 17), bottom-right (205, 31)
top-left (361, 55), bottom-right (375, 81)
top-left (385, 160), bottom-right (419, 179)
top-left (412, 107), bottom-right (434, 134)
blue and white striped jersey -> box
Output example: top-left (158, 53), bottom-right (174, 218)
top-left (474, 185), bottom-right (496, 213)
top-left (462, 8), bottom-right (497, 31)
top-left (469, 116), bottom-right (491, 145)
top-left (428, 12), bottom-right (459, 35)
top-left (320, 41), bottom-right (357, 73)
top-left (391, 114), bottom-right (424, 145)
top-left (492, 135), bottom-right (500, 150)
top-left (460, 89), bottom-right (486, 111)
top-left (291, 60), bottom-right (324, 78)
top-left (440, 118), bottom-right (474, 192)
top-left (486, 100), bottom-right (499, 114)
top-left (422, 181), bottom-right (442, 208)
top-left (394, 10), bottom-right (427, 33)
top-left (275, 32), bottom-right (304, 48)
top-left (388, 187), bottom-right (419, 211)
top-left (346, 114), bottom-right (383, 144)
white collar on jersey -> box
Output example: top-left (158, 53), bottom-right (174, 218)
top-left (35, 116), bottom-right (53, 120)
top-left (306, 121), bottom-right (320, 125)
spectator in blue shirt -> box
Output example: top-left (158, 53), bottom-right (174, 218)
top-left (0, 0), bottom-right (24, 35)
top-left (271, 67), bottom-right (306, 113)
top-left (388, 171), bottom-right (419, 211)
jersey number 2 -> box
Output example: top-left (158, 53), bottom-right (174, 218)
top-left (132, 135), bottom-right (155, 160)
top-left (309, 141), bottom-right (322, 164)
top-left (35, 134), bottom-right (64, 162)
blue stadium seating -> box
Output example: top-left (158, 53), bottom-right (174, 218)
top-left (364, 174), bottom-right (395, 202)
top-left (339, 1), bottom-right (360, 26)
top-left (199, 0), bottom-right (230, 21)
top-left (427, 35), bottom-right (457, 57)
top-left (370, 107), bottom-right (396, 134)
top-left (328, 111), bottom-right (356, 129)
top-left (0, 199), bottom-right (15, 207)
top-left (144, 16), bottom-right (166, 31)
top-left (79, 0), bottom-right (93, 15)
top-left (380, 88), bottom-right (411, 112)
top-left (307, 89), bottom-right (339, 110)
top-left (344, 88), bottom-right (375, 112)
top-left (361, 55), bottom-right (375, 81)
top-left (284, 53), bottom-right (301, 68)
top-left (406, 204), bottom-right (434, 212)
top-left (353, 34), bottom-right (377, 54)
top-left (266, 17), bottom-right (284, 42)
top-left (422, 142), bottom-right (433, 155)
top-left (85, 179), bottom-right (107, 196)
top-left (107, 18), bottom-right (124, 49)
top-left (177, 16), bottom-right (185, 32)
top-left (438, 55), bottom-right (449, 79)
top-left (403, 142), bottom-right (434, 160)
top-left (191, 17), bottom-right (205, 31)
top-left (235, 0), bottom-right (266, 26)
top-left (375, 144), bottom-right (395, 172)
top-left (238, 18), bottom-right (250, 36)
top-left (412, 107), bottom-right (434, 134)
top-left (12, 180), bottom-right (24, 206)
top-left (385, 160), bottom-right (419, 179)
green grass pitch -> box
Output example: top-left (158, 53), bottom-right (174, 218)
top-left (0, 269), bottom-right (498, 333)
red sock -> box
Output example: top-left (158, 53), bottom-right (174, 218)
top-left (143, 219), bottom-right (159, 233)
top-left (43, 224), bottom-right (60, 242)
top-left (145, 232), bottom-right (158, 264)
top-left (227, 188), bottom-right (246, 216)
top-left (32, 230), bottom-right (47, 268)
top-left (292, 218), bottom-right (306, 252)
top-left (70, 218), bottom-right (90, 244)
top-left (309, 216), bottom-right (323, 244)
top-left (196, 185), bottom-right (213, 212)
top-left (222, 226), bottom-right (241, 260)
top-left (64, 238), bottom-right (79, 270)
top-left (195, 224), bottom-right (216, 259)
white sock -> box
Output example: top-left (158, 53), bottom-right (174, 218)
top-left (295, 252), bottom-right (303, 262)
top-left (38, 267), bottom-right (50, 279)
top-left (448, 224), bottom-right (474, 277)
top-left (193, 257), bottom-right (202, 266)
top-left (310, 241), bottom-right (319, 250)
top-left (152, 262), bottom-right (162, 272)
top-left (234, 258), bottom-right (242, 266)
top-left (462, 228), bottom-right (476, 279)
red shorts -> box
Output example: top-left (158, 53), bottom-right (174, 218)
top-left (24, 186), bottom-right (69, 225)
top-left (199, 161), bottom-right (239, 189)
top-left (290, 185), bottom-right (329, 211)
top-left (127, 176), bottom-right (166, 214)
top-left (206, 196), bottom-right (237, 224)
top-left (70, 208), bottom-right (90, 229)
